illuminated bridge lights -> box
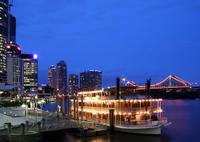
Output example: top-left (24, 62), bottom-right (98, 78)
top-left (78, 90), bottom-right (104, 95)
top-left (152, 75), bottom-right (191, 87)
top-left (123, 75), bottom-right (192, 89)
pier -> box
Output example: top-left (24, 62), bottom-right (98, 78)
top-left (0, 109), bottom-right (109, 142)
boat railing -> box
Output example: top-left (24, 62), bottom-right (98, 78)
top-left (81, 106), bottom-right (160, 114)
top-left (151, 117), bottom-right (168, 126)
top-left (115, 118), bottom-right (168, 128)
top-left (159, 117), bottom-right (168, 124)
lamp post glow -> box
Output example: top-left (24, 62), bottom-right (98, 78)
top-left (22, 104), bottom-right (27, 117)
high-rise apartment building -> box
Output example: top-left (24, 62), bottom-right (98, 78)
top-left (48, 65), bottom-right (56, 89)
top-left (56, 60), bottom-right (67, 95)
top-left (80, 70), bottom-right (102, 91)
top-left (21, 54), bottom-right (38, 93)
top-left (68, 74), bottom-right (78, 96)
top-left (0, 0), bottom-right (9, 84)
top-left (6, 43), bottom-right (22, 91)
top-left (9, 14), bottom-right (16, 43)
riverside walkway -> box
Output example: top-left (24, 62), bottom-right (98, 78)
top-left (0, 109), bottom-right (80, 142)
top-left (0, 108), bottom-right (108, 142)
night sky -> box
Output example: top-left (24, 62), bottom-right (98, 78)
top-left (12, 0), bottom-right (200, 86)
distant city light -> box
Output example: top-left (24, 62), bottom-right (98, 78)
top-left (41, 84), bottom-right (47, 87)
top-left (33, 54), bottom-right (38, 59)
top-left (6, 45), bottom-right (10, 49)
top-left (17, 47), bottom-right (21, 51)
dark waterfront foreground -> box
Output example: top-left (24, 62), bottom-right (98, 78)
top-left (40, 100), bottom-right (200, 142)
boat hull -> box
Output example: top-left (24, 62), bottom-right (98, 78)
top-left (114, 125), bottom-right (161, 135)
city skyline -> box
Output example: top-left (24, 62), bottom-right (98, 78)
top-left (12, 0), bottom-right (200, 85)
top-left (0, 1), bottom-right (200, 141)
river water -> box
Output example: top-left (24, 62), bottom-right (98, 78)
top-left (43, 100), bottom-right (200, 142)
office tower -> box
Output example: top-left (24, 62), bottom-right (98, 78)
top-left (68, 74), bottom-right (78, 96)
top-left (21, 54), bottom-right (38, 93)
top-left (6, 43), bottom-right (22, 91)
top-left (0, 0), bottom-right (9, 84)
top-left (56, 60), bottom-right (67, 95)
top-left (9, 15), bottom-right (16, 43)
top-left (48, 65), bottom-right (56, 89)
top-left (80, 70), bottom-right (102, 91)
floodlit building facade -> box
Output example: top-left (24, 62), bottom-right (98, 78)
top-left (21, 54), bottom-right (38, 92)
top-left (6, 43), bottom-right (22, 91)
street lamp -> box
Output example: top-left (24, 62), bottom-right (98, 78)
top-left (21, 104), bottom-right (27, 117)
top-left (34, 95), bottom-right (38, 122)
top-left (34, 95), bottom-right (38, 110)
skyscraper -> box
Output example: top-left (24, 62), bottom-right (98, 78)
top-left (21, 54), bottom-right (38, 93)
top-left (48, 65), bottom-right (56, 89)
top-left (0, 0), bottom-right (9, 84)
top-left (9, 14), bottom-right (16, 43)
top-left (80, 70), bottom-right (102, 91)
top-left (56, 60), bottom-right (67, 95)
top-left (6, 43), bottom-right (22, 91)
top-left (68, 74), bottom-right (78, 96)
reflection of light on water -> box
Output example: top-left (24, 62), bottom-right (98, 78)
top-left (63, 132), bottom-right (165, 142)
top-left (163, 99), bottom-right (189, 107)
top-left (44, 100), bottom-right (200, 142)
top-left (173, 100), bottom-right (188, 105)
top-left (163, 100), bottom-right (200, 142)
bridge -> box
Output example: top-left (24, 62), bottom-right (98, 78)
top-left (122, 75), bottom-right (192, 90)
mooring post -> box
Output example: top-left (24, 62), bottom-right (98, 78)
top-left (116, 77), bottom-right (121, 99)
top-left (109, 109), bottom-right (115, 133)
top-left (5, 123), bottom-right (12, 135)
top-left (81, 94), bottom-right (83, 121)
top-left (21, 123), bottom-right (25, 136)
top-left (25, 121), bottom-right (29, 131)
top-left (62, 95), bottom-right (65, 116)
top-left (77, 96), bottom-right (79, 120)
top-left (42, 118), bottom-right (45, 129)
top-left (67, 95), bottom-right (71, 120)
top-left (37, 122), bottom-right (41, 132)
top-left (73, 96), bottom-right (76, 120)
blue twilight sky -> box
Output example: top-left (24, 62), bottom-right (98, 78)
top-left (12, 0), bottom-right (200, 86)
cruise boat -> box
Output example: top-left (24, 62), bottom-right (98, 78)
top-left (70, 88), bottom-right (170, 135)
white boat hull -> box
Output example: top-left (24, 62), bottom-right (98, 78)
top-left (114, 125), bottom-right (161, 135)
